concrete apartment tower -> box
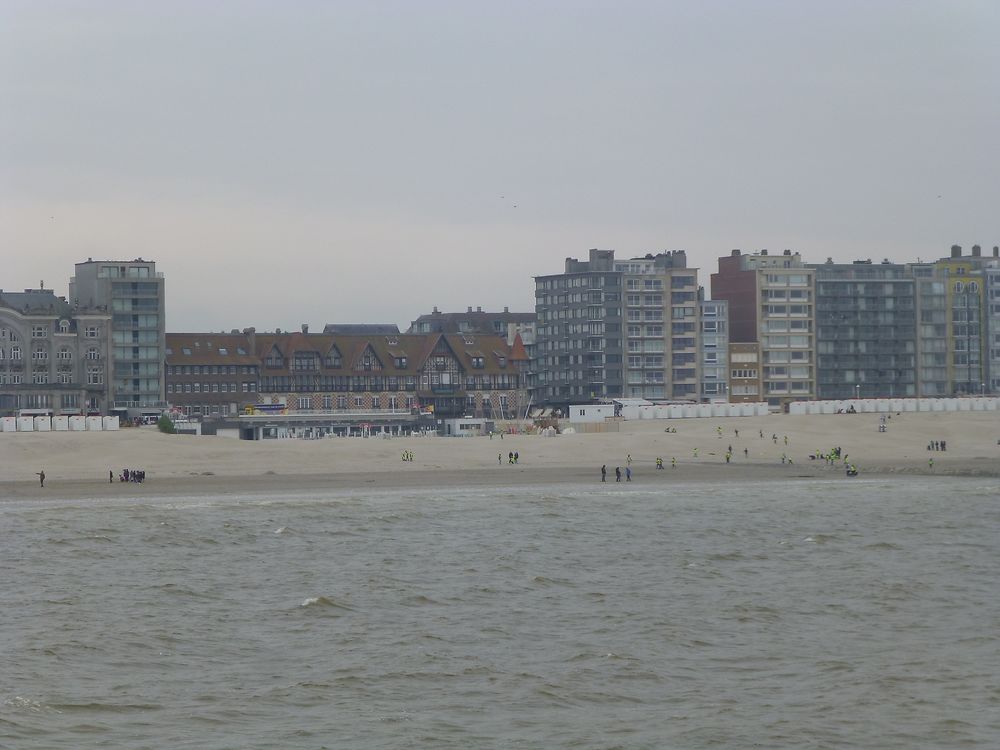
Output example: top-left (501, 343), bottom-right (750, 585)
top-left (711, 249), bottom-right (816, 411)
top-left (69, 258), bottom-right (166, 418)
top-left (533, 249), bottom-right (703, 411)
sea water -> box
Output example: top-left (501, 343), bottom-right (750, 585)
top-left (1, 477), bottom-right (998, 749)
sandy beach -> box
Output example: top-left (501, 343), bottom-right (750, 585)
top-left (1, 411), bottom-right (997, 500)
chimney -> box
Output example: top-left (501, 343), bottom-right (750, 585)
top-left (951, 244), bottom-right (962, 258)
top-left (972, 244), bottom-right (981, 257)
top-left (433, 306), bottom-right (439, 314)
top-left (783, 249), bottom-right (791, 256)
top-left (476, 306), bottom-right (482, 312)
top-left (993, 246), bottom-right (999, 258)
top-left (467, 306), bottom-right (473, 313)
top-left (760, 249), bottom-right (768, 256)
top-left (301, 323), bottom-right (309, 334)
top-left (503, 306), bottom-right (509, 313)
top-left (731, 249), bottom-right (741, 256)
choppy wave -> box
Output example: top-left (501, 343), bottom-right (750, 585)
top-left (1, 477), bottom-right (997, 749)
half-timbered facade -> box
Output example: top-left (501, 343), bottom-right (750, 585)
top-left (165, 330), bottom-right (528, 420)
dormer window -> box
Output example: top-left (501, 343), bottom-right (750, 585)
top-left (182, 347), bottom-right (192, 355)
top-left (395, 356), bottom-right (407, 369)
top-left (58, 320), bottom-right (70, 333)
top-left (472, 356), bottom-right (485, 369)
top-left (498, 356), bottom-right (506, 368)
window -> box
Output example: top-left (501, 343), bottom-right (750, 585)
top-left (32, 325), bottom-right (47, 338)
top-left (395, 356), bottom-right (407, 369)
top-left (322, 395), bottom-right (333, 409)
top-left (57, 372), bottom-right (71, 384)
top-left (86, 347), bottom-right (100, 360)
top-left (354, 396), bottom-right (364, 408)
top-left (337, 395), bottom-right (348, 409)
top-left (372, 396), bottom-right (380, 409)
top-left (33, 371), bottom-right (49, 384)
top-left (472, 356), bottom-right (485, 368)
top-left (87, 367), bottom-right (103, 385)
top-left (57, 347), bottom-right (72, 360)
top-left (297, 397), bottom-right (311, 410)
top-left (33, 347), bottom-right (48, 361)
top-left (85, 326), bottom-right (100, 338)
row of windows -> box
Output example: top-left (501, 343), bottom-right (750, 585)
top-left (167, 365), bottom-right (257, 375)
top-left (168, 382), bottom-right (257, 394)
top-left (0, 347), bottom-right (101, 360)
top-left (0, 368), bottom-right (103, 385)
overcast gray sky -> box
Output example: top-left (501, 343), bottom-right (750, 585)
top-left (2, 0), bottom-right (997, 331)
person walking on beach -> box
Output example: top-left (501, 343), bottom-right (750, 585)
top-left (928, 457), bottom-right (934, 471)
top-left (109, 469), bottom-right (114, 484)
top-left (693, 447), bottom-right (698, 458)
top-left (625, 466), bottom-right (632, 482)
top-left (626, 453), bottom-right (632, 466)
top-left (725, 451), bottom-right (731, 464)
top-left (498, 453), bottom-right (502, 465)
top-left (37, 470), bottom-right (45, 488)
top-left (744, 447), bottom-right (748, 458)
top-left (601, 465), bottom-right (607, 482)
top-left (615, 466), bottom-right (621, 482)
top-left (671, 457), bottom-right (676, 469)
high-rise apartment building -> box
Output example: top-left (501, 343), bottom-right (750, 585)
top-left (711, 249), bottom-right (815, 410)
top-left (69, 259), bottom-right (166, 415)
top-left (699, 299), bottom-right (729, 401)
top-left (812, 260), bottom-right (917, 400)
top-left (533, 249), bottom-right (703, 409)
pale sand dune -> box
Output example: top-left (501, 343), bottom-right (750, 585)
top-left (1, 411), bottom-right (997, 500)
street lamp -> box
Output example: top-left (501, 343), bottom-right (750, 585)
top-left (855, 384), bottom-right (860, 399)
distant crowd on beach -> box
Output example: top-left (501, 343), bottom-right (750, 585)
top-left (117, 468), bottom-right (146, 483)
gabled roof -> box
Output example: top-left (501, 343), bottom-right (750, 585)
top-left (166, 331), bottom-right (518, 376)
top-left (165, 333), bottom-right (260, 365)
top-left (509, 332), bottom-right (528, 361)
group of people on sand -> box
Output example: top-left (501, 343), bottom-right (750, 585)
top-left (499, 451), bottom-right (520, 464)
top-left (117, 468), bottom-right (146, 483)
top-left (600, 454), bottom-right (638, 482)
top-left (401, 451), bottom-right (415, 462)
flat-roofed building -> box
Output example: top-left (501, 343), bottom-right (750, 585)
top-left (711, 249), bottom-right (815, 410)
top-left (70, 258), bottom-right (166, 417)
top-left (812, 260), bottom-right (917, 400)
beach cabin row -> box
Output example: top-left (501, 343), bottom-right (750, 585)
top-left (570, 401), bottom-right (769, 424)
top-left (0, 416), bottom-right (120, 433)
top-left (787, 397), bottom-right (1000, 415)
